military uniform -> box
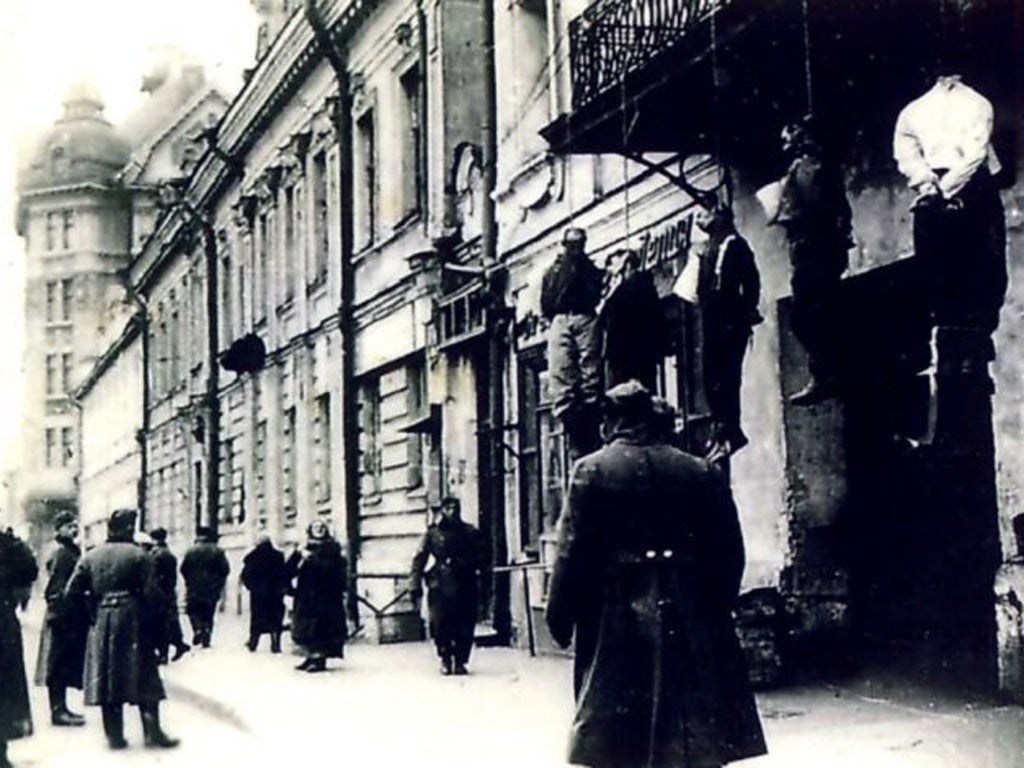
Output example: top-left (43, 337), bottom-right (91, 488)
top-left (409, 503), bottom-right (484, 675)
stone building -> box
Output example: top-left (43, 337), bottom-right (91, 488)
top-left (492, 0), bottom-right (1024, 698)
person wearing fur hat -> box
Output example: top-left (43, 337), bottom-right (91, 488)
top-left (287, 520), bottom-right (348, 673)
top-left (64, 509), bottom-right (178, 750)
top-left (180, 526), bottom-right (230, 648)
top-left (147, 528), bottom-right (189, 664)
top-left (0, 526), bottom-right (38, 768)
top-left (33, 510), bottom-right (89, 727)
top-left (547, 380), bottom-right (766, 768)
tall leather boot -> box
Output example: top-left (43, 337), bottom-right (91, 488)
top-left (270, 632), bottom-right (282, 654)
top-left (101, 704), bottom-right (127, 749)
top-left (1, 739), bottom-right (12, 768)
top-left (49, 684), bottom-right (85, 726)
top-left (140, 703), bottom-right (180, 749)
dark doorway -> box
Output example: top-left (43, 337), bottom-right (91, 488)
top-left (837, 259), bottom-right (1000, 693)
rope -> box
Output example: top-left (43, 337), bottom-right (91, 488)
top-left (801, 0), bottom-right (814, 115)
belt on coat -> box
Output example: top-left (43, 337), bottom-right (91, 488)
top-left (612, 549), bottom-right (693, 565)
top-left (98, 591), bottom-right (136, 608)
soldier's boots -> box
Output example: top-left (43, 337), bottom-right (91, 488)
top-left (270, 633), bottom-right (282, 654)
top-left (49, 687), bottom-right (85, 727)
top-left (102, 705), bottom-right (128, 750)
top-left (440, 656), bottom-right (453, 676)
top-left (140, 704), bottom-right (179, 749)
top-left (171, 642), bottom-right (191, 662)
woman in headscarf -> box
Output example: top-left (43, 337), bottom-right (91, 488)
top-left (287, 520), bottom-right (348, 673)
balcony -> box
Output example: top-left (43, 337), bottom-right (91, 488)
top-left (543, 0), bottom-right (1012, 183)
top-left (569, 0), bottom-right (726, 111)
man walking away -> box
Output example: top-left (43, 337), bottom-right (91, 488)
top-left (0, 527), bottom-right (38, 768)
top-left (65, 509), bottom-right (178, 750)
top-left (546, 381), bottom-right (766, 768)
top-left (148, 528), bottom-right (190, 663)
top-left (409, 497), bottom-right (484, 676)
top-left (180, 527), bottom-right (230, 648)
top-left (241, 534), bottom-right (288, 653)
top-left (34, 510), bottom-right (88, 727)
top-left (541, 226), bottom-right (605, 463)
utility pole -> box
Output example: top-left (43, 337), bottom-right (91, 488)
top-left (303, 0), bottom-right (360, 622)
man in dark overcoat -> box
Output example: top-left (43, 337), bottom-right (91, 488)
top-left (148, 528), bottom-right (190, 663)
top-left (287, 520), bottom-right (348, 673)
top-left (546, 381), bottom-right (767, 768)
top-left (64, 509), bottom-right (178, 750)
top-left (33, 510), bottom-right (88, 727)
top-left (0, 527), bottom-right (38, 768)
top-left (598, 249), bottom-right (665, 392)
top-left (408, 497), bottom-right (484, 676)
top-left (241, 534), bottom-right (288, 653)
top-left (180, 526), bottom-right (230, 648)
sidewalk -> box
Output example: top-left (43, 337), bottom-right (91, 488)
top-left (163, 611), bottom-right (1024, 768)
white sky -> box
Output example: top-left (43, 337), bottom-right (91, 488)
top-left (0, 0), bottom-right (259, 478)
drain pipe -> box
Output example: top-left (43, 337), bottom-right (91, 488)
top-left (303, 0), bottom-right (360, 622)
top-left (481, 0), bottom-right (511, 643)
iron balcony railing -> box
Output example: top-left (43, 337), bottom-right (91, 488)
top-left (569, 0), bottom-right (726, 109)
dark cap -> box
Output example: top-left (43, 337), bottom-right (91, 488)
top-left (149, 527), bottom-right (168, 543)
top-left (107, 509), bottom-right (138, 537)
top-left (604, 380), bottom-right (654, 421)
top-left (196, 526), bottom-right (217, 542)
top-left (54, 510), bottom-right (77, 529)
top-left (563, 227), bottom-right (586, 245)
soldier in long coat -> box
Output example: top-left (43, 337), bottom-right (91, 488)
top-left (148, 528), bottom-right (190, 663)
top-left (180, 527), bottom-right (230, 648)
top-left (241, 534), bottom-right (288, 653)
top-left (408, 497), bottom-right (484, 676)
top-left (65, 509), bottom-right (178, 751)
top-left (0, 527), bottom-right (38, 768)
top-left (287, 520), bottom-right (348, 673)
top-left (34, 510), bottom-right (88, 726)
top-left (546, 381), bottom-right (767, 768)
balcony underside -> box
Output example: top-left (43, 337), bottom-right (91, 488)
top-left (542, 0), bottom-right (1017, 187)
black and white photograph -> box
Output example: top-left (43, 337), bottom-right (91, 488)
top-left (0, 0), bottom-right (1022, 766)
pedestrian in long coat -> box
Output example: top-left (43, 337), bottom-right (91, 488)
top-left (287, 520), bottom-right (348, 673)
top-left (546, 381), bottom-right (767, 768)
top-left (34, 510), bottom-right (88, 727)
top-left (148, 528), bottom-right (189, 663)
top-left (241, 535), bottom-right (288, 653)
top-left (0, 527), bottom-right (38, 768)
top-left (180, 527), bottom-right (230, 648)
top-left (64, 509), bottom-right (178, 751)
top-left (408, 497), bottom-right (484, 675)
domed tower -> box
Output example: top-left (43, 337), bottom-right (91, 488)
top-left (15, 81), bottom-right (132, 537)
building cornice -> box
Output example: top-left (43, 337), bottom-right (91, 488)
top-left (73, 312), bottom-right (144, 401)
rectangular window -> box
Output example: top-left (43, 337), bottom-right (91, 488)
top-left (355, 109), bottom-right (377, 250)
top-left (293, 182), bottom-right (305, 293)
top-left (60, 427), bottom-right (73, 467)
top-left (237, 263), bottom-right (247, 332)
top-left (313, 393), bottom-right (331, 505)
top-left (45, 212), bottom-right (57, 251)
top-left (359, 379), bottom-right (382, 495)
top-left (45, 427), bottom-right (57, 467)
top-left (311, 151), bottom-right (329, 283)
top-left (257, 213), bottom-right (269, 321)
top-left (61, 210), bottom-right (74, 250)
top-left (45, 354), bottom-right (58, 395)
top-left (61, 278), bottom-right (73, 321)
top-left (221, 255), bottom-right (233, 344)
top-left (282, 408), bottom-right (297, 525)
top-left (170, 305), bottom-right (180, 390)
top-left (254, 420), bottom-right (267, 528)
top-left (45, 282), bottom-right (57, 323)
top-left (406, 362), bottom-right (425, 488)
top-left (283, 186), bottom-right (295, 302)
top-left (400, 66), bottom-right (424, 217)
top-left (219, 438), bottom-right (235, 525)
top-left (193, 461), bottom-right (204, 531)
top-left (61, 352), bottom-right (73, 394)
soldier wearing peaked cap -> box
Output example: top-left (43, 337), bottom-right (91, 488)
top-left (547, 380), bottom-right (766, 768)
top-left (34, 510), bottom-right (88, 727)
top-left (64, 509), bottom-right (179, 750)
